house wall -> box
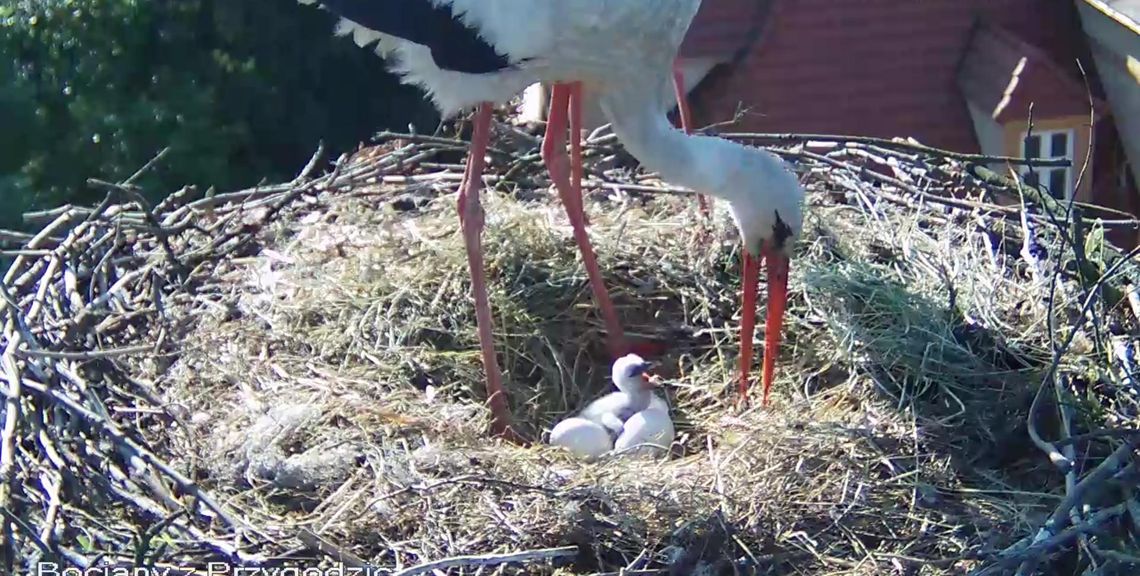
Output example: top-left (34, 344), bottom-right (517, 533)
top-left (1076, 2), bottom-right (1140, 193)
top-left (1001, 114), bottom-right (1095, 202)
top-left (690, 0), bottom-right (1087, 153)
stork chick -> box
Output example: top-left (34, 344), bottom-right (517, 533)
top-left (577, 354), bottom-right (659, 436)
top-left (549, 354), bottom-right (674, 459)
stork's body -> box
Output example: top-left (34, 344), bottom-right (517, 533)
top-left (299, 0), bottom-right (805, 440)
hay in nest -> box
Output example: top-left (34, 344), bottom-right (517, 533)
top-left (1, 118), bottom-right (1138, 575)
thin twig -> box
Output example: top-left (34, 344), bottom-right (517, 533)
top-left (391, 546), bottom-right (577, 576)
top-left (292, 142), bottom-right (328, 184)
top-left (722, 132), bottom-right (1072, 166)
top-left (16, 344), bottom-right (156, 360)
top-left (0, 339), bottom-right (22, 573)
top-left (975, 503), bottom-right (1129, 575)
top-left (297, 529), bottom-right (378, 574)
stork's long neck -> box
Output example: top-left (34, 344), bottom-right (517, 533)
top-left (624, 387), bottom-right (651, 413)
top-left (598, 88), bottom-right (733, 201)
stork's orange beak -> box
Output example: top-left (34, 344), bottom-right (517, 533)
top-left (760, 245), bottom-right (789, 406)
top-left (640, 367), bottom-right (659, 389)
top-left (739, 245), bottom-right (789, 406)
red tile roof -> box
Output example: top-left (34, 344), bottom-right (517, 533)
top-left (957, 22), bottom-right (1105, 124)
top-left (688, 0), bottom-right (1091, 154)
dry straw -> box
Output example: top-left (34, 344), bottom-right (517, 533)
top-left (0, 113), bottom-right (1137, 575)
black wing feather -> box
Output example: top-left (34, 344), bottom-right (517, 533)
top-left (315, 0), bottom-right (512, 74)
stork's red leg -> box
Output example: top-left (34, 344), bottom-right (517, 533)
top-left (542, 83), bottom-right (627, 358)
top-left (458, 103), bottom-right (519, 441)
top-left (739, 250), bottom-right (760, 401)
top-left (672, 63), bottom-right (711, 218)
top-left (671, 64), bottom-right (695, 134)
top-left (568, 84), bottom-right (588, 227)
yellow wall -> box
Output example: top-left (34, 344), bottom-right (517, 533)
top-left (1002, 115), bottom-right (1095, 202)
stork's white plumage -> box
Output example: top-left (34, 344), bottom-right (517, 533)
top-left (299, 0), bottom-right (806, 441)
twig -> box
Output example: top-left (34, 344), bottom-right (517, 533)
top-left (1026, 242), bottom-right (1140, 472)
top-left (0, 340), bottom-right (22, 573)
top-left (292, 142), bottom-right (327, 184)
top-left (17, 377), bottom-right (243, 531)
top-left (1052, 428), bottom-right (1140, 447)
top-left (373, 130), bottom-right (511, 157)
top-left (37, 471), bottom-right (62, 548)
top-left (1041, 440), bottom-right (1137, 538)
top-left (987, 442), bottom-right (1139, 576)
top-left (85, 178), bottom-right (186, 278)
top-left (123, 148), bottom-right (171, 186)
top-left (975, 504), bottom-right (1128, 575)
top-left (21, 205), bottom-right (85, 226)
top-left (968, 163), bottom-right (1138, 302)
top-left (722, 132), bottom-right (1072, 167)
top-left (390, 546), bottom-right (577, 576)
top-left (16, 344), bottom-right (156, 360)
top-left (783, 149), bottom-right (1126, 231)
top-left (0, 230), bottom-right (40, 247)
top-left (0, 507), bottom-right (50, 557)
top-left (297, 529), bottom-right (378, 574)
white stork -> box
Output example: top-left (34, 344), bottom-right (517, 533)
top-left (297, 0), bottom-right (805, 441)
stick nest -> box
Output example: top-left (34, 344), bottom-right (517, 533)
top-left (1, 116), bottom-right (1138, 575)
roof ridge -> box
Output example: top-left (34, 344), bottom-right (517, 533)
top-left (970, 18), bottom-right (1106, 117)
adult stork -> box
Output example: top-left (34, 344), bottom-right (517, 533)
top-left (297, 0), bottom-right (805, 440)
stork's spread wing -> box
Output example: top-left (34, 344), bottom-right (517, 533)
top-left (299, 0), bottom-right (512, 74)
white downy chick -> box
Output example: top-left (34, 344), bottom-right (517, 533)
top-left (549, 354), bottom-right (656, 459)
top-left (577, 354), bottom-right (657, 436)
top-left (548, 417), bottom-right (613, 460)
top-left (613, 399), bottom-right (675, 457)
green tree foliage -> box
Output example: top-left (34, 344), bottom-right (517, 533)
top-left (0, 0), bottom-right (437, 231)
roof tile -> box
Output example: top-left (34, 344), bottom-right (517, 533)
top-left (689, 0), bottom-right (1090, 153)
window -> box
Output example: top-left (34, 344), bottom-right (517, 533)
top-left (1018, 129), bottom-right (1075, 200)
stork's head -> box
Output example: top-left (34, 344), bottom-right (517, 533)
top-left (706, 141), bottom-right (805, 258)
top-left (611, 353), bottom-right (655, 394)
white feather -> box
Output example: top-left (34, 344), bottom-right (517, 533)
top-left (298, 0), bottom-right (701, 117)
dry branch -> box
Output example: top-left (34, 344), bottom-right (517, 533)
top-left (391, 546), bottom-right (577, 576)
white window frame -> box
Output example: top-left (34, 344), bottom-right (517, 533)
top-left (1018, 128), bottom-right (1076, 200)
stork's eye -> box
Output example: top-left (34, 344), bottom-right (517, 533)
top-left (627, 363), bottom-right (648, 378)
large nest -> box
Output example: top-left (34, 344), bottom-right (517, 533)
top-left (1, 114), bottom-right (1139, 575)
